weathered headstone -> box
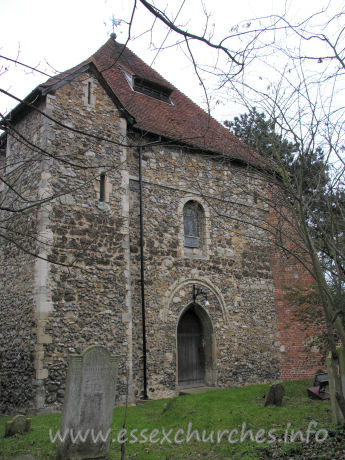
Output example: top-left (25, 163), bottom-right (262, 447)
top-left (56, 345), bottom-right (119, 460)
top-left (4, 414), bottom-right (31, 437)
top-left (264, 383), bottom-right (285, 407)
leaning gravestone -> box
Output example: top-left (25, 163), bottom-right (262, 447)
top-left (4, 414), bottom-right (31, 437)
top-left (56, 345), bottom-right (119, 460)
top-left (264, 383), bottom-right (285, 407)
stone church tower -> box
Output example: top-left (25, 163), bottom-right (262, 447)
top-left (0, 37), bottom-right (321, 413)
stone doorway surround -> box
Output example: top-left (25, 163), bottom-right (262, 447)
top-left (160, 276), bottom-right (226, 392)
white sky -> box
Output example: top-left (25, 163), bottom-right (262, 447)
top-left (0, 0), bottom-right (343, 125)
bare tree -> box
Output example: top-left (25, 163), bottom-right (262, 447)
top-left (1, 0), bottom-right (345, 415)
top-left (116, 0), bottom-right (345, 416)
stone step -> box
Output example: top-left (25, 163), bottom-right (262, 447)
top-left (179, 386), bottom-right (219, 396)
top-left (135, 398), bottom-right (150, 405)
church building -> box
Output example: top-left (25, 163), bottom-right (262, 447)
top-left (0, 36), bottom-right (321, 413)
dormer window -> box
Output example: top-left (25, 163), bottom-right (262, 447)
top-left (133, 76), bottom-right (172, 104)
top-left (120, 66), bottom-right (173, 104)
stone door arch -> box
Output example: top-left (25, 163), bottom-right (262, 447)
top-left (177, 303), bottom-right (216, 388)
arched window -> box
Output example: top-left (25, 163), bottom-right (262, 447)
top-left (183, 201), bottom-right (204, 248)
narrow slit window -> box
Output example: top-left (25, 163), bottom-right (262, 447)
top-left (99, 173), bottom-right (106, 202)
top-left (87, 81), bottom-right (92, 105)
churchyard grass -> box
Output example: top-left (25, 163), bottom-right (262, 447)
top-left (0, 379), bottom-right (341, 459)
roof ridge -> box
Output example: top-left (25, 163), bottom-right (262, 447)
top-left (7, 36), bottom-right (264, 165)
top-left (94, 38), bottom-right (176, 90)
top-left (93, 39), bottom-right (248, 149)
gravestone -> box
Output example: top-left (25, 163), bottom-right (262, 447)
top-left (264, 383), bottom-right (285, 407)
top-left (56, 345), bottom-right (119, 460)
top-left (4, 414), bottom-right (31, 437)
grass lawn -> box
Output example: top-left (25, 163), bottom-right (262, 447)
top-left (0, 379), bottom-right (343, 459)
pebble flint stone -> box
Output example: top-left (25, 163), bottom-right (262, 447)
top-left (56, 346), bottom-right (119, 460)
top-left (0, 36), bottom-right (323, 413)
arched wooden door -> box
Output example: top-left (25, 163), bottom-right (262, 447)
top-left (177, 308), bottom-right (205, 387)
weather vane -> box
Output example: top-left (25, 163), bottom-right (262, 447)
top-left (111, 15), bottom-right (122, 38)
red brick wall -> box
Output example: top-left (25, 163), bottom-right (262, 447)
top-left (271, 248), bottom-right (326, 380)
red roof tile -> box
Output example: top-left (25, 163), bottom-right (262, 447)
top-left (42, 38), bottom-right (261, 164)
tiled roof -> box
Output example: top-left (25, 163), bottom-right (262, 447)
top-left (42, 38), bottom-right (261, 164)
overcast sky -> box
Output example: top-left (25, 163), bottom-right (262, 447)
top-left (0, 0), bottom-right (342, 124)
